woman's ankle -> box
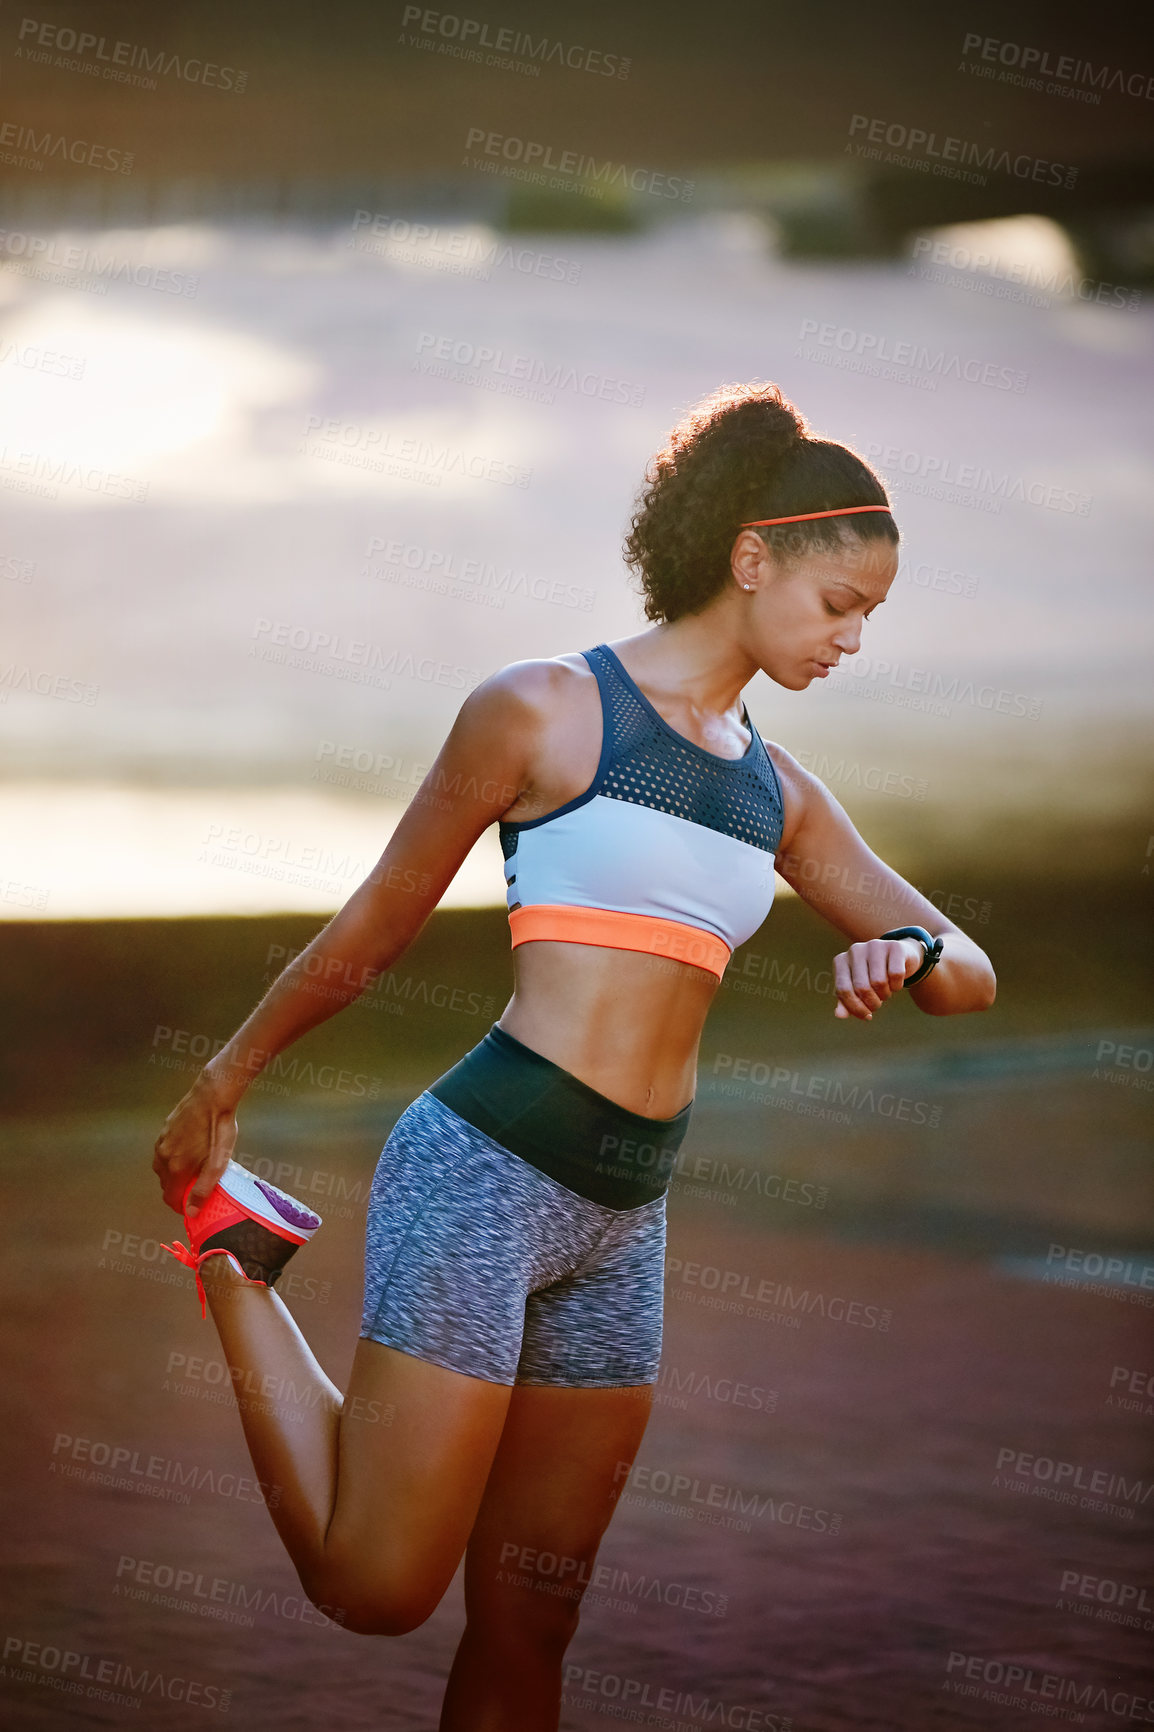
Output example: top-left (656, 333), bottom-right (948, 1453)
top-left (200, 1249), bottom-right (270, 1295)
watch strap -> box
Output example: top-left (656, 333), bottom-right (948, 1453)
top-left (879, 925), bottom-right (945, 987)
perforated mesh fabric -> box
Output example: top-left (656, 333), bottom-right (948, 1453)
top-left (499, 645), bottom-right (786, 863)
top-left (589, 645), bottom-right (784, 852)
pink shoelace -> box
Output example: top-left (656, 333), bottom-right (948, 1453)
top-left (159, 1239), bottom-right (247, 1319)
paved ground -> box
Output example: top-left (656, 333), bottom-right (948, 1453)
top-left (2, 1057), bottom-right (1151, 1730)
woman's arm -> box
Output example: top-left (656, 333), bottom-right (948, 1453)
top-left (153, 666), bottom-right (542, 1210)
top-left (769, 748), bottom-right (996, 1022)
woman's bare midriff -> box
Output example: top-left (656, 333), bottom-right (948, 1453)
top-left (496, 938), bottom-right (719, 1118)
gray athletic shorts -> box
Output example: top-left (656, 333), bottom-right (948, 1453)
top-left (360, 1090), bottom-right (667, 1387)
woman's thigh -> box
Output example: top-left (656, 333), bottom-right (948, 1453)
top-left (320, 1339), bottom-right (513, 1625)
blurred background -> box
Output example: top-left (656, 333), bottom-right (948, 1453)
top-left (2, 2), bottom-right (1152, 1727)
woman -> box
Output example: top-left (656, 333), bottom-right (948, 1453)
top-left (153, 380), bottom-right (996, 1729)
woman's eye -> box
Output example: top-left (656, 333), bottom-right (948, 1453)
top-left (825, 601), bottom-right (846, 616)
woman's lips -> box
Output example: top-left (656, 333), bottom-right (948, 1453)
top-left (812, 660), bottom-right (834, 677)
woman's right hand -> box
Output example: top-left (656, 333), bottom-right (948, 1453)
top-left (152, 1071), bottom-right (240, 1218)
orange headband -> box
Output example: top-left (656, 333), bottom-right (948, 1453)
top-left (740, 505), bottom-right (893, 527)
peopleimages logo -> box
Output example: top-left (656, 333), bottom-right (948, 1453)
top-left (349, 211), bottom-right (582, 284)
top-left (400, 6), bottom-right (631, 78)
top-left (0, 226), bottom-right (200, 297)
top-left (495, 1543), bottom-right (728, 1616)
top-left (667, 1256), bottom-right (893, 1331)
top-left (562, 1667), bottom-right (791, 1731)
top-left (943, 1650), bottom-right (1154, 1721)
top-left (1046, 1242), bottom-right (1154, 1287)
top-left (993, 1445), bottom-right (1154, 1521)
top-left (114, 1553), bottom-right (344, 1631)
top-left (795, 747), bottom-right (928, 800)
top-left (249, 617), bottom-right (482, 692)
top-left (2, 1635), bottom-right (231, 1713)
top-left (827, 653), bottom-right (1043, 721)
top-left (864, 439), bottom-right (1091, 517)
top-left (50, 1430), bottom-right (281, 1508)
top-left (616, 1457), bottom-right (843, 1537)
top-left (0, 446), bottom-right (148, 503)
top-left (15, 17), bottom-right (248, 92)
top-left (364, 538), bottom-right (595, 613)
top-left (0, 663), bottom-right (99, 705)
top-left (908, 234), bottom-right (1140, 312)
top-left (0, 117), bottom-right (134, 173)
top-left (0, 339), bottom-right (85, 380)
top-left (463, 127), bottom-right (693, 201)
top-left (414, 330), bottom-right (646, 406)
top-left (1059, 1568), bottom-right (1154, 1619)
top-left (300, 415), bottom-right (532, 488)
top-left (847, 114), bottom-right (1077, 189)
top-left (960, 32), bottom-right (1154, 102)
top-left (797, 318), bottom-right (1026, 393)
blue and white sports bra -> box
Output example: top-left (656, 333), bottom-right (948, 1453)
top-left (498, 643), bottom-right (786, 979)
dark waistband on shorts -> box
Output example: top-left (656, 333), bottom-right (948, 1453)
top-left (426, 1022), bottom-right (693, 1209)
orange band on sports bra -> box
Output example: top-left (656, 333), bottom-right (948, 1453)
top-left (508, 904), bottom-right (731, 980)
top-left (740, 505), bottom-right (893, 527)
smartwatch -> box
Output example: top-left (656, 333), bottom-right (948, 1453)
top-left (879, 926), bottom-right (944, 987)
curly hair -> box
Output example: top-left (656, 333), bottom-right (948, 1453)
top-left (622, 381), bottom-right (898, 624)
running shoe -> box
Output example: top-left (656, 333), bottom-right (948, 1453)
top-left (161, 1160), bottom-right (322, 1317)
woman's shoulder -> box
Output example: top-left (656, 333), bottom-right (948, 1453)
top-left (472, 650), bottom-right (598, 713)
top-left (756, 733), bottom-right (804, 783)
top-left (453, 651), bottom-right (599, 746)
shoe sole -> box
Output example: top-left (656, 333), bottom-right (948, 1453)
top-left (215, 1160), bottom-right (322, 1243)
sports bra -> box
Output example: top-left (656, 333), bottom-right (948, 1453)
top-left (498, 643), bottom-right (786, 980)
